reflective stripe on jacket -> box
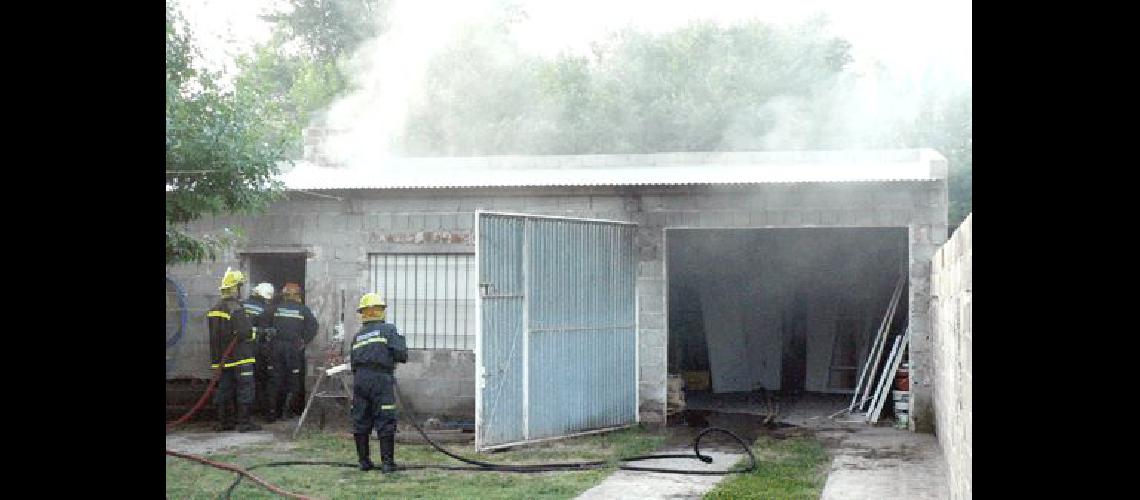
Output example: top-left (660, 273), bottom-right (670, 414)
top-left (208, 297), bottom-right (257, 368)
top-left (350, 320), bottom-right (408, 371)
top-left (273, 301), bottom-right (319, 344)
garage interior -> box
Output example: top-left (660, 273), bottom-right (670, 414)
top-left (665, 227), bottom-right (909, 420)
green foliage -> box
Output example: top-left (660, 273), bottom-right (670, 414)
top-left (233, 38), bottom-right (346, 158)
top-left (261, 0), bottom-right (389, 61)
top-left (166, 3), bottom-right (289, 265)
top-left (235, 1), bottom-right (392, 157)
top-left (166, 0), bottom-right (394, 266)
top-left (893, 87), bottom-right (973, 230)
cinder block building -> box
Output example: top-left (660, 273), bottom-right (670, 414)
top-left (166, 148), bottom-right (948, 449)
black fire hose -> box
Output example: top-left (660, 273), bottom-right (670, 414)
top-left (221, 426), bottom-right (756, 498)
top-left (217, 377), bottom-right (757, 498)
top-left (403, 379), bottom-right (757, 474)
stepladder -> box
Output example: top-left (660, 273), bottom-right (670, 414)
top-left (293, 363), bottom-right (353, 439)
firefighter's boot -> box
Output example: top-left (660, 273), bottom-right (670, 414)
top-left (282, 393), bottom-right (297, 419)
top-left (354, 434), bottom-right (374, 471)
top-left (213, 404), bottom-right (235, 432)
top-left (237, 405), bottom-right (262, 432)
top-left (379, 434), bottom-right (397, 473)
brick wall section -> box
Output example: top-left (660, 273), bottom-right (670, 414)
top-left (167, 178), bottom-right (947, 428)
top-left (930, 213), bottom-right (971, 499)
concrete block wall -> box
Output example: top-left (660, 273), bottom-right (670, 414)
top-left (930, 213), bottom-right (972, 499)
top-left (394, 349), bottom-right (476, 420)
top-left (167, 192), bottom-right (482, 418)
top-left (628, 182), bottom-right (947, 425)
top-left (165, 251), bottom-right (246, 380)
top-left (167, 177), bottom-right (947, 430)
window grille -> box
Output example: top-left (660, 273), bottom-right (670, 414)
top-left (369, 253), bottom-right (476, 349)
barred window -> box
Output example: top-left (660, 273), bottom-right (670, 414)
top-left (369, 254), bottom-right (476, 349)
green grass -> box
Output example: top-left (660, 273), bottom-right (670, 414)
top-left (166, 426), bottom-right (664, 499)
top-left (703, 436), bottom-right (831, 500)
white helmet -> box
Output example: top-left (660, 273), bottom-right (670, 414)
top-left (253, 282), bottom-right (275, 301)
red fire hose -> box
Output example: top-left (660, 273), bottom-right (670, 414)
top-left (165, 449), bottom-right (316, 500)
top-left (166, 337), bottom-right (239, 432)
top-left (166, 337), bottom-right (312, 498)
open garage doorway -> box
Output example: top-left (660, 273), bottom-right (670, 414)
top-left (241, 252), bottom-right (308, 417)
top-left (665, 227), bottom-right (908, 420)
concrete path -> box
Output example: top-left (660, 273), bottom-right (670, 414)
top-left (574, 448), bottom-right (742, 500)
top-left (816, 425), bottom-right (949, 500)
top-left (166, 431), bottom-right (276, 455)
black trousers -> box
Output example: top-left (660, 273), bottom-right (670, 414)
top-left (268, 341), bottom-right (303, 410)
top-left (255, 344), bottom-right (271, 414)
top-left (351, 368), bottom-right (397, 437)
top-left (214, 364), bottom-right (255, 414)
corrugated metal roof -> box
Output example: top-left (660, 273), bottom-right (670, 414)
top-left (280, 149), bottom-right (946, 190)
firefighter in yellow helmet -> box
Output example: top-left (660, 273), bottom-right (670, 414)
top-left (350, 292), bottom-right (407, 472)
top-left (207, 268), bottom-right (260, 432)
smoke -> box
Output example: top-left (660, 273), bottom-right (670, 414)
top-left (308, 0), bottom-right (971, 165)
top-left (317, 0), bottom-right (503, 168)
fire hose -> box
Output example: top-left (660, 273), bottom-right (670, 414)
top-left (165, 449), bottom-right (317, 500)
top-left (171, 376), bottom-right (758, 499)
top-left (166, 336), bottom-right (240, 433)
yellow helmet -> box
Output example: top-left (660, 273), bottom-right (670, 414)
top-left (357, 292), bottom-right (387, 311)
top-left (219, 267), bottom-right (246, 290)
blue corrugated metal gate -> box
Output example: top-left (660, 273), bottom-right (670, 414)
top-left (476, 212), bottom-right (638, 450)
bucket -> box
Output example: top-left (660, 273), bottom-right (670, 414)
top-left (894, 401), bottom-right (909, 411)
top-left (891, 390), bottom-right (910, 402)
top-left (893, 364), bottom-right (910, 391)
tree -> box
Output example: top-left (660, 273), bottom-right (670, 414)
top-left (887, 86), bottom-right (972, 230)
top-left (235, 0), bottom-right (392, 158)
top-left (167, 0), bottom-right (395, 265)
top-left (166, 3), bottom-right (289, 265)
top-left (260, 0), bottom-right (389, 61)
top-left (400, 18), bottom-right (854, 155)
top-left (924, 89), bottom-right (972, 230)
top-left (397, 14), bottom-right (969, 225)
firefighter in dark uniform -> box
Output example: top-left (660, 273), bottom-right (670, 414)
top-left (243, 283), bottom-right (276, 421)
top-left (207, 268), bottom-right (261, 432)
top-left (268, 282), bottom-right (319, 421)
top-left (350, 292), bottom-right (407, 472)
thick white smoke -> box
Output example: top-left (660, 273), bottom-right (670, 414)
top-left (317, 0), bottom-right (502, 169)
top-left (306, 0), bottom-right (970, 163)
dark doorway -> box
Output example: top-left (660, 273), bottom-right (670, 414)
top-left (244, 253), bottom-right (307, 308)
top-left (242, 252), bottom-right (308, 418)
